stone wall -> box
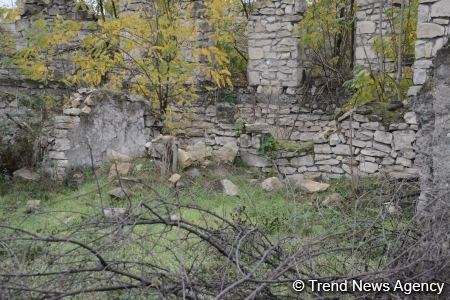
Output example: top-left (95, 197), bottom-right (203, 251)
top-left (171, 98), bottom-right (419, 181)
top-left (409, 0), bottom-right (450, 96)
top-left (354, 0), bottom-right (395, 68)
top-left (247, 0), bottom-right (308, 99)
top-left (43, 89), bottom-right (152, 180)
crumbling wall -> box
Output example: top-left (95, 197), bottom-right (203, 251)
top-left (409, 0), bottom-right (450, 96)
top-left (43, 90), bottom-right (153, 180)
top-left (247, 0), bottom-right (308, 100)
top-left (171, 98), bottom-right (419, 180)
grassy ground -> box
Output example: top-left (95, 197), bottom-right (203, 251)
top-left (0, 158), bottom-right (383, 238)
top-left (0, 159), bottom-right (416, 299)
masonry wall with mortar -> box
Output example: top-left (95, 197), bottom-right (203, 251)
top-left (247, 0), bottom-right (309, 100)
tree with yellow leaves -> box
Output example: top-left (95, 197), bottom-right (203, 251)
top-left (9, 0), bottom-right (233, 124)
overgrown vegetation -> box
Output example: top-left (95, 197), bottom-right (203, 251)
top-left (298, 0), bottom-right (355, 88)
top-left (344, 0), bottom-right (418, 109)
top-left (1, 159), bottom-right (428, 299)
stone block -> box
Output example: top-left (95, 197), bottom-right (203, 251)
top-left (374, 131), bottom-right (393, 144)
top-left (314, 144), bottom-right (332, 154)
top-left (416, 23), bottom-right (445, 39)
top-left (393, 131), bottom-right (416, 150)
top-left (359, 162), bottom-right (379, 174)
top-left (290, 155), bottom-right (314, 167)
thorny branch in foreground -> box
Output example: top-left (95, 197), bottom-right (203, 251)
top-left (0, 176), bottom-right (448, 299)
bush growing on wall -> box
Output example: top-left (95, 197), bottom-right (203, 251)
top-left (297, 0), bottom-right (355, 87)
top-left (345, 0), bottom-right (418, 109)
top-left (9, 1), bottom-right (234, 124)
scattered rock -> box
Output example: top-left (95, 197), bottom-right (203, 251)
top-left (26, 199), bottom-right (41, 213)
top-left (221, 179), bottom-right (239, 196)
top-left (108, 187), bottom-right (129, 200)
top-left (322, 193), bottom-right (343, 208)
top-left (13, 168), bottom-right (40, 181)
top-left (168, 173), bottom-right (181, 185)
top-left (214, 142), bottom-right (239, 164)
top-left (261, 177), bottom-right (283, 192)
top-left (187, 141), bottom-right (212, 163)
top-left (185, 168), bottom-right (202, 178)
top-left (178, 149), bottom-right (193, 169)
top-left (108, 150), bottom-right (132, 162)
top-left (108, 162), bottom-right (133, 178)
top-left (299, 180), bottom-right (330, 193)
top-left (384, 202), bottom-right (402, 216)
top-left (103, 207), bottom-right (126, 219)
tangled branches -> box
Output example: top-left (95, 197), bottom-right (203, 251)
top-left (0, 175), bottom-right (448, 299)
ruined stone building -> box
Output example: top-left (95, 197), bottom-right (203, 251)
top-left (1, 0), bottom-right (450, 216)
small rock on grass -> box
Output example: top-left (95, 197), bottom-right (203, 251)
top-left (261, 177), bottom-right (283, 192)
top-left (321, 193), bottom-right (343, 208)
top-left (26, 199), bottom-right (41, 213)
top-left (103, 207), bottom-right (126, 220)
top-left (108, 187), bottom-right (129, 200)
top-left (221, 179), bottom-right (239, 196)
top-left (13, 168), bottom-right (40, 181)
top-left (169, 173), bottom-right (181, 185)
top-left (299, 180), bottom-right (330, 194)
top-left (108, 162), bottom-right (133, 179)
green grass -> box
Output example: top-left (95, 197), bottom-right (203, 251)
top-left (0, 159), bottom-right (407, 238)
top-left (0, 160), bottom-right (416, 299)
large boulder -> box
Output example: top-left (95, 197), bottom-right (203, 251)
top-left (178, 149), bottom-right (193, 169)
top-left (300, 180), bottom-right (330, 193)
top-left (13, 168), bottom-right (40, 181)
top-left (261, 177), bottom-right (283, 192)
top-left (221, 179), bottom-right (239, 196)
top-left (285, 174), bottom-right (330, 193)
top-left (214, 142), bottom-right (239, 164)
top-left (187, 141), bottom-right (212, 163)
top-left (108, 162), bottom-right (133, 178)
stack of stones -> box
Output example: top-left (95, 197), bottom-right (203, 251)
top-left (409, 0), bottom-right (450, 96)
top-left (247, 0), bottom-right (308, 98)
